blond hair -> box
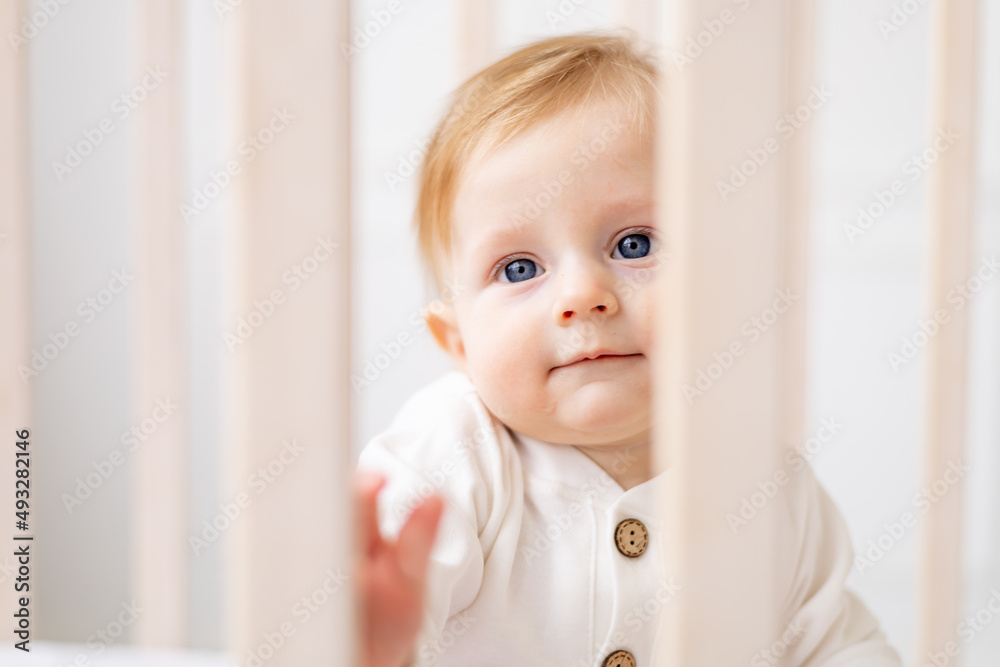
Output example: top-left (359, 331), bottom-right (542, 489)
top-left (415, 31), bottom-right (660, 290)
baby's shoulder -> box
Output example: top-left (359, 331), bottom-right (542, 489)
top-left (370, 371), bottom-right (506, 460)
top-left (357, 372), bottom-right (521, 524)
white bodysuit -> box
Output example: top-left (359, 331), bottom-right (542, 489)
top-left (356, 371), bottom-right (903, 666)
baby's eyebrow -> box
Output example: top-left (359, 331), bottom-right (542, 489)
top-left (594, 193), bottom-right (654, 215)
top-left (462, 192), bottom-right (655, 259)
top-left (467, 223), bottom-right (531, 258)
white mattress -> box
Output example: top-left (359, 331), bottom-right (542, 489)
top-left (0, 642), bottom-right (231, 666)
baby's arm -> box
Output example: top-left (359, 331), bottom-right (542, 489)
top-left (352, 372), bottom-right (521, 666)
top-left (778, 464), bottom-right (903, 666)
top-left (354, 470), bottom-right (443, 667)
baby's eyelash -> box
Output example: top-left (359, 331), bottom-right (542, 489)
top-left (490, 254), bottom-right (528, 281)
top-left (488, 228), bottom-right (657, 279)
top-left (618, 226), bottom-right (656, 241)
top-left (613, 226), bottom-right (657, 250)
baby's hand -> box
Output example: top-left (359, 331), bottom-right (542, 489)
top-left (354, 470), bottom-right (444, 667)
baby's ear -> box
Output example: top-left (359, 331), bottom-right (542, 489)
top-left (424, 302), bottom-right (466, 370)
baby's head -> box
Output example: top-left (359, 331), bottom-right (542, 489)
top-left (417, 32), bottom-right (662, 448)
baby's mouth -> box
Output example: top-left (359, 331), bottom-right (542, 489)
top-left (553, 352), bottom-right (643, 371)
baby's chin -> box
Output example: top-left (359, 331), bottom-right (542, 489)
top-left (497, 398), bottom-right (651, 447)
top-left (522, 420), bottom-right (649, 448)
top-left (562, 374), bottom-right (648, 417)
top-left (475, 369), bottom-right (650, 445)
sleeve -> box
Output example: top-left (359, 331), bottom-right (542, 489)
top-left (355, 372), bottom-right (521, 665)
top-left (777, 463), bottom-right (903, 667)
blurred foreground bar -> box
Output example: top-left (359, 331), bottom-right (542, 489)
top-left (917, 0), bottom-right (981, 659)
top-left (456, 0), bottom-right (494, 80)
top-left (653, 0), bottom-right (815, 663)
top-left (612, 0), bottom-right (656, 46)
top-left (130, 0), bottom-right (189, 646)
top-left (220, 2), bottom-right (354, 665)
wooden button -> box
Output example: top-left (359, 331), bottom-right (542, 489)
top-left (614, 518), bottom-right (648, 558)
top-left (602, 649), bottom-right (636, 667)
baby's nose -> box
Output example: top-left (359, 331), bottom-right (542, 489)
top-left (553, 271), bottom-right (619, 325)
top-left (560, 303), bottom-right (608, 319)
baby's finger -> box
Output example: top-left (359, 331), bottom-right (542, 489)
top-left (395, 494), bottom-right (444, 585)
top-left (353, 470), bottom-right (387, 557)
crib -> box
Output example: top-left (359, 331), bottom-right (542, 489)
top-left (0, 0), bottom-right (991, 664)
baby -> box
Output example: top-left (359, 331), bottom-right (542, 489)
top-left (353, 32), bottom-right (902, 667)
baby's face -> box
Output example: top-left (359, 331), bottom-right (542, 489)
top-left (431, 98), bottom-right (660, 447)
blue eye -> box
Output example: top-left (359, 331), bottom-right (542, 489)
top-left (615, 234), bottom-right (651, 259)
top-left (500, 259), bottom-right (539, 283)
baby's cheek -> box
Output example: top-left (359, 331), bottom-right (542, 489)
top-left (631, 285), bottom-right (657, 352)
top-left (483, 332), bottom-right (531, 389)
top-left (464, 325), bottom-right (512, 382)
top-left (470, 329), bottom-right (539, 413)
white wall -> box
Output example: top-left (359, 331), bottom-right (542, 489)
top-left (29, 0), bottom-right (136, 641)
top-left (809, 1), bottom-right (1000, 663)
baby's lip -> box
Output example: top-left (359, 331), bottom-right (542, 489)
top-left (553, 350), bottom-right (643, 370)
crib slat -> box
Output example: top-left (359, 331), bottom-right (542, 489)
top-left (220, 2), bottom-right (354, 664)
top-left (611, 0), bottom-right (656, 45)
top-left (130, 0), bottom-right (189, 646)
top-left (654, 0), bottom-right (816, 663)
top-left (918, 0), bottom-right (982, 659)
top-left (457, 0), bottom-right (494, 79)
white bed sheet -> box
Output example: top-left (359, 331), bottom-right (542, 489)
top-left (0, 642), bottom-right (232, 666)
